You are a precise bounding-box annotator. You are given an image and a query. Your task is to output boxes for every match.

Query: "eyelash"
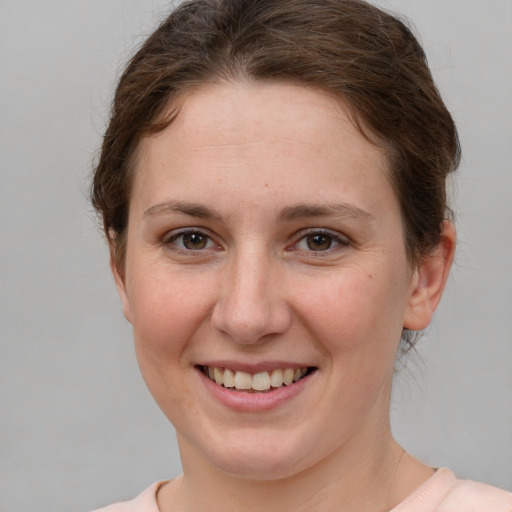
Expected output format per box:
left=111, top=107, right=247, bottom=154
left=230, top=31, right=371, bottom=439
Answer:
left=289, top=229, right=350, bottom=254
left=163, top=227, right=349, bottom=256
left=162, top=228, right=221, bottom=254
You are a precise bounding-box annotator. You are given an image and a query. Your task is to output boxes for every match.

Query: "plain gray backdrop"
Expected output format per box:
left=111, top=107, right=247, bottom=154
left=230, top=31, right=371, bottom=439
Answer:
left=1, top=0, right=511, bottom=510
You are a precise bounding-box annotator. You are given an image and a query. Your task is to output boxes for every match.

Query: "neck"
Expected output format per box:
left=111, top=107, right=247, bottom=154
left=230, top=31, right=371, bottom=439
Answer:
left=158, top=426, right=426, bottom=512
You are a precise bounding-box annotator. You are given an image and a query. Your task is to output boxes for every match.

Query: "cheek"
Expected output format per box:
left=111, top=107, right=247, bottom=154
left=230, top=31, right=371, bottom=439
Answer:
left=296, top=268, right=407, bottom=357
left=127, top=264, right=215, bottom=362
left=127, top=269, right=216, bottom=415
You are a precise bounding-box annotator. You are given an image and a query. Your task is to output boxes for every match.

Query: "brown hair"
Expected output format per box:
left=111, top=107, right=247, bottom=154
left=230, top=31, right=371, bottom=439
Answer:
left=91, top=0, right=460, bottom=349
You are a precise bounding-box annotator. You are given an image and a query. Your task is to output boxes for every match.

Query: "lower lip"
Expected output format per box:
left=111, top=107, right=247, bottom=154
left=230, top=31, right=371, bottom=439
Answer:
left=197, top=369, right=314, bottom=412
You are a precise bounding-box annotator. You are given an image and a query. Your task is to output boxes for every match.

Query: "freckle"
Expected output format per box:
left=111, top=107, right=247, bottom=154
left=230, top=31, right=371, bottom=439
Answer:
left=367, top=274, right=372, bottom=279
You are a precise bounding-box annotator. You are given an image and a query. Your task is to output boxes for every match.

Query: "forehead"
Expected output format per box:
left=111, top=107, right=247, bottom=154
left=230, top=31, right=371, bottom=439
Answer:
left=150, top=81, right=380, bottom=159
left=132, top=80, right=395, bottom=217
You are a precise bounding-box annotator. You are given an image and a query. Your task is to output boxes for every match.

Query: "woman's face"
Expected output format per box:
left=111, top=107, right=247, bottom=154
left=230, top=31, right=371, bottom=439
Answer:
left=115, top=81, right=423, bottom=479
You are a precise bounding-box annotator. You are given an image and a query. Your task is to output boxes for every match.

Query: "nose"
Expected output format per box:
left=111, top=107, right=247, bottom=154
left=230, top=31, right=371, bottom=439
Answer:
left=211, top=248, right=292, bottom=344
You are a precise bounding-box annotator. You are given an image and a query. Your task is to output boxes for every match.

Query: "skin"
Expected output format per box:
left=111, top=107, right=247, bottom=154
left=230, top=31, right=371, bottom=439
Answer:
left=113, top=80, right=455, bottom=512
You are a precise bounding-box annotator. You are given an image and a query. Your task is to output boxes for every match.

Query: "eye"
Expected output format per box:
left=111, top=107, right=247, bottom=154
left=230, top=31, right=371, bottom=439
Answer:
left=165, top=229, right=218, bottom=252
left=293, top=230, right=348, bottom=252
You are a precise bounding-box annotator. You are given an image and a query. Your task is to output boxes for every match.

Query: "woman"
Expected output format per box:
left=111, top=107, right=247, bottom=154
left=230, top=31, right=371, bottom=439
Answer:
left=91, top=0, right=511, bottom=510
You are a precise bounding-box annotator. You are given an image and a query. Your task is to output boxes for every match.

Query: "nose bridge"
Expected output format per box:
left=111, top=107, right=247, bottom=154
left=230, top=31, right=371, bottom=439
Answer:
left=212, top=243, right=290, bottom=343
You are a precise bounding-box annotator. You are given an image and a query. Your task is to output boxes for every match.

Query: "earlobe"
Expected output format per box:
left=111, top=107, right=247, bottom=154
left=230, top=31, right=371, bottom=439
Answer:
left=110, top=249, right=133, bottom=324
left=403, top=221, right=456, bottom=331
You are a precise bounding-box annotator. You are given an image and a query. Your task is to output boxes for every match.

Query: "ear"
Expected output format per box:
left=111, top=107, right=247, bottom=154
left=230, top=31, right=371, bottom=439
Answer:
left=403, top=220, right=456, bottom=331
left=110, top=247, right=133, bottom=324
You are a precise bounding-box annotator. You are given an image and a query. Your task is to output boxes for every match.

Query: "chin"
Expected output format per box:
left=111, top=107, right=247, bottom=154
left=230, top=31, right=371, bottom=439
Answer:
left=217, top=454, right=304, bottom=481
left=198, top=430, right=314, bottom=481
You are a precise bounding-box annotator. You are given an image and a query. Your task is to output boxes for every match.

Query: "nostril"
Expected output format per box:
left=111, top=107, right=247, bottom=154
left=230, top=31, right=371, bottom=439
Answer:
left=212, top=305, right=289, bottom=345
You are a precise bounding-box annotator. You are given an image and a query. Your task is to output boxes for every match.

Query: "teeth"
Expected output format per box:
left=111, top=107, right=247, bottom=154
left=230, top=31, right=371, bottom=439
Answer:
left=223, top=368, right=235, bottom=388
left=252, top=371, right=271, bottom=391
left=214, top=367, right=223, bottom=385
left=283, top=368, right=294, bottom=386
left=204, top=366, right=310, bottom=392
left=234, top=371, right=252, bottom=390
left=270, top=369, right=283, bottom=387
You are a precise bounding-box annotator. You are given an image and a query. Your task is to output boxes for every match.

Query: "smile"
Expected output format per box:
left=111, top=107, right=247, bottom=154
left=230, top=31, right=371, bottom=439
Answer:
left=200, top=365, right=315, bottom=393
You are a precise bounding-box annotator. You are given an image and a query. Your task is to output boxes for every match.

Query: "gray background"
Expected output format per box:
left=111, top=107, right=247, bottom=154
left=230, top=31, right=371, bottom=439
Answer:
left=0, top=0, right=511, bottom=510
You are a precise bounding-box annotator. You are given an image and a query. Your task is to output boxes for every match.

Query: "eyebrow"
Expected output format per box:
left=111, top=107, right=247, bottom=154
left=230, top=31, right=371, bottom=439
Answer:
left=277, top=203, right=374, bottom=223
left=143, top=200, right=222, bottom=220
left=143, top=200, right=374, bottom=223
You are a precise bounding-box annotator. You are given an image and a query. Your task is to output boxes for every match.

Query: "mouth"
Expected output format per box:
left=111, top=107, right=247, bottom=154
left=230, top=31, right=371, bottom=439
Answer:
left=198, top=365, right=316, bottom=393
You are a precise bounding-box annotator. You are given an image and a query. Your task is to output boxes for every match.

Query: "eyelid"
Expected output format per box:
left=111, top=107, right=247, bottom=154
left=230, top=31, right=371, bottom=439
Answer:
left=162, top=227, right=222, bottom=253
left=289, top=228, right=350, bottom=252
left=162, top=226, right=207, bottom=243
left=161, top=226, right=349, bottom=255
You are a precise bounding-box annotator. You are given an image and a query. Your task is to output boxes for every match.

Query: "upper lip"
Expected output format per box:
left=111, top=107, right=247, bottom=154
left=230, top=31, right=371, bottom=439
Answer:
left=196, top=361, right=316, bottom=373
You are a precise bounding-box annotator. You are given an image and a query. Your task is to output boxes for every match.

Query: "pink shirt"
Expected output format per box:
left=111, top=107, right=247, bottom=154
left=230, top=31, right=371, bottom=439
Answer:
left=94, top=468, right=512, bottom=511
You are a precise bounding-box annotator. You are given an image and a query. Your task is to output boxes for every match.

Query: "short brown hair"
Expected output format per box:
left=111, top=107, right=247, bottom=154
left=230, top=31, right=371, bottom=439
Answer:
left=91, top=0, right=460, bottom=348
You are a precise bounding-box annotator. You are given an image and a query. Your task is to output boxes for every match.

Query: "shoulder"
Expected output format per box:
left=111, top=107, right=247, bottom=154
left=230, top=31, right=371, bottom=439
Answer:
left=437, top=477, right=512, bottom=512
left=92, top=481, right=167, bottom=512
left=392, top=468, right=512, bottom=512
